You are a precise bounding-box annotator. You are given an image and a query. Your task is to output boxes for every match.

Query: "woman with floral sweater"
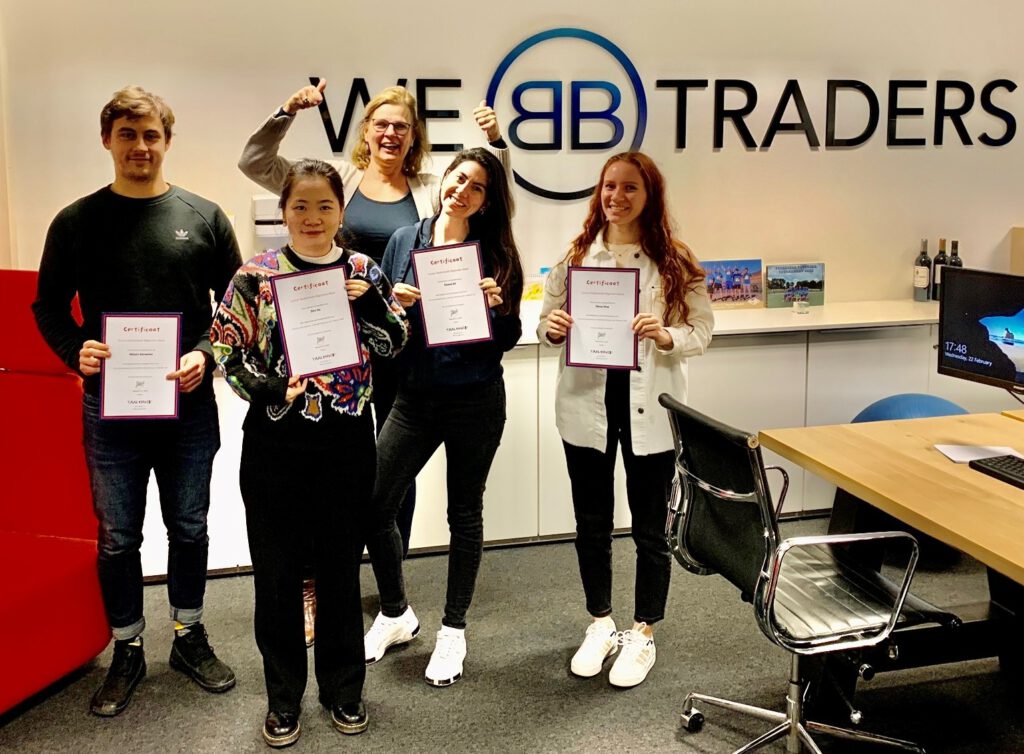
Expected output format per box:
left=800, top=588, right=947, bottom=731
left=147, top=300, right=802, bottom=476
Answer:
left=211, top=159, right=407, bottom=746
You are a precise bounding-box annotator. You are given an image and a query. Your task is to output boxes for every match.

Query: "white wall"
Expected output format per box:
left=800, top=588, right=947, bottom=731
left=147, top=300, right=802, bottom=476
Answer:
left=2, top=1, right=1022, bottom=292
left=0, top=8, right=12, bottom=268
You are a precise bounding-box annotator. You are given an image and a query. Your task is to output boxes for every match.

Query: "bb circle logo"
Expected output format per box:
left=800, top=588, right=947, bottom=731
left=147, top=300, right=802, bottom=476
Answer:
left=486, top=28, right=648, bottom=201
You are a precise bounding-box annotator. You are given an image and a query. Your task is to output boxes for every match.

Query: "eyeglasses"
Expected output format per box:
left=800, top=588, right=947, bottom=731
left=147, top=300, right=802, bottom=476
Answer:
left=369, top=119, right=412, bottom=135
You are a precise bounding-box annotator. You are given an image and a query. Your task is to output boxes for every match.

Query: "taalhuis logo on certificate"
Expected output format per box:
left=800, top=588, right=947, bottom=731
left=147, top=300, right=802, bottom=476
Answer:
left=308, top=26, right=1018, bottom=201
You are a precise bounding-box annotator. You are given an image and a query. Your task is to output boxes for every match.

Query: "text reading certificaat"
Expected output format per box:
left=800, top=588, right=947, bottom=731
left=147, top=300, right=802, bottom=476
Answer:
left=101, top=313, right=181, bottom=419
left=270, top=267, right=361, bottom=378
left=411, top=242, right=493, bottom=347
left=566, top=266, right=640, bottom=370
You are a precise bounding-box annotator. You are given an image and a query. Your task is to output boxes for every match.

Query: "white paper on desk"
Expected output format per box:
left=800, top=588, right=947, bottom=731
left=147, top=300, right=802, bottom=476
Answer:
left=934, top=444, right=1024, bottom=463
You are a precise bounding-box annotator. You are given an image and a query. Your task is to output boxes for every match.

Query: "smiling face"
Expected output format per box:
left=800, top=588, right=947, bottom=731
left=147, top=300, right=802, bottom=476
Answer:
left=439, top=159, right=489, bottom=220
left=363, top=102, right=415, bottom=172
left=102, top=114, right=169, bottom=186
left=283, top=176, right=343, bottom=256
left=600, top=160, right=648, bottom=230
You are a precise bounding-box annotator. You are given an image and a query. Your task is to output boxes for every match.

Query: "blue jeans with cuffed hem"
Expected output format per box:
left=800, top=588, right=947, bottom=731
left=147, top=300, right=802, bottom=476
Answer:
left=82, top=393, right=219, bottom=638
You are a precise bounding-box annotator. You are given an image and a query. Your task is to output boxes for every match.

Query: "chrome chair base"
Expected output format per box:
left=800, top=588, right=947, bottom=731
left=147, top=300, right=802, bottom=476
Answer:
left=679, top=658, right=924, bottom=754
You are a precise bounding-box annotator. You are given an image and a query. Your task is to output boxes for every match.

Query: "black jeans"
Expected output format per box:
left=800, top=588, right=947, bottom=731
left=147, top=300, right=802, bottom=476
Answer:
left=367, top=380, right=506, bottom=629
left=371, top=354, right=415, bottom=558
left=239, top=414, right=373, bottom=713
left=82, top=393, right=219, bottom=639
left=562, top=369, right=673, bottom=624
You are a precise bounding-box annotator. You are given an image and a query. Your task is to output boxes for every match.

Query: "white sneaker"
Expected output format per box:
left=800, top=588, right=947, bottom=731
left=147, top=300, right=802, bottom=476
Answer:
left=570, top=619, right=618, bottom=677
left=424, top=626, right=466, bottom=687
left=608, top=624, right=656, bottom=688
left=364, top=606, right=419, bottom=664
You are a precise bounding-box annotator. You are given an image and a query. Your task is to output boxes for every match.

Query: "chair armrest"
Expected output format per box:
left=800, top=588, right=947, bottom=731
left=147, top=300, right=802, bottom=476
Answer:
left=755, top=531, right=920, bottom=656
left=763, top=465, right=789, bottom=520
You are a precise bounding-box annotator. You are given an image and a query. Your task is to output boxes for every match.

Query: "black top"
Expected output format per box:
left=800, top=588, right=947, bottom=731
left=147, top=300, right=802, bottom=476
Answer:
left=381, top=217, right=523, bottom=392
left=32, top=185, right=242, bottom=401
left=341, top=189, right=419, bottom=265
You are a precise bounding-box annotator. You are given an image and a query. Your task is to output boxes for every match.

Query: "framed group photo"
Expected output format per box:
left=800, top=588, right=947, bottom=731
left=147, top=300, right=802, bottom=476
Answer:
left=765, top=262, right=826, bottom=308
left=701, top=259, right=764, bottom=309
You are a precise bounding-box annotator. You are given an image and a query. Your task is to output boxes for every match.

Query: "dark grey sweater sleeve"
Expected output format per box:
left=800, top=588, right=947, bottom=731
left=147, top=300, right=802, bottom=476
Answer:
left=32, top=208, right=84, bottom=373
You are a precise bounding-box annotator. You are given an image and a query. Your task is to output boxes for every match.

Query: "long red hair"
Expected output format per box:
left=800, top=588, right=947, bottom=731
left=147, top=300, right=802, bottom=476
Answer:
left=566, top=152, right=705, bottom=326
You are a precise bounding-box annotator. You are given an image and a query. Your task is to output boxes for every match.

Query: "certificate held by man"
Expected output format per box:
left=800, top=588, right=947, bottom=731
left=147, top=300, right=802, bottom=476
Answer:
left=101, top=313, right=181, bottom=419
left=411, top=242, right=494, bottom=347
left=566, top=266, right=640, bottom=370
left=270, top=267, right=361, bottom=378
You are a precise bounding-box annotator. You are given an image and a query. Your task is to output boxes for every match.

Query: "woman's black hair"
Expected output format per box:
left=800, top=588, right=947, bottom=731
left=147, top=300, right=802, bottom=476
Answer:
left=440, top=148, right=523, bottom=316
left=279, top=158, right=345, bottom=210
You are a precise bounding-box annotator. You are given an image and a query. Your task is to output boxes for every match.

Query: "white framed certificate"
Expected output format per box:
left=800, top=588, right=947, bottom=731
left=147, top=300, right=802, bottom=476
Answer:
left=565, top=266, right=640, bottom=370
left=410, top=242, right=493, bottom=347
left=100, top=313, right=181, bottom=419
left=270, top=266, right=362, bottom=378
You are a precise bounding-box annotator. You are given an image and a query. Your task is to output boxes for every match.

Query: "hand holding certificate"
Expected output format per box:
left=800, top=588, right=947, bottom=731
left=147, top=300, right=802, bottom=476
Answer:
left=566, top=266, right=640, bottom=370
left=271, top=267, right=362, bottom=378
left=101, top=314, right=181, bottom=419
left=411, top=242, right=493, bottom=347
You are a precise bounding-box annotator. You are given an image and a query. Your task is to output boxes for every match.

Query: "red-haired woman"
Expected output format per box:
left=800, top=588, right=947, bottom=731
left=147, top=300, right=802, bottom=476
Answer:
left=538, top=152, right=713, bottom=688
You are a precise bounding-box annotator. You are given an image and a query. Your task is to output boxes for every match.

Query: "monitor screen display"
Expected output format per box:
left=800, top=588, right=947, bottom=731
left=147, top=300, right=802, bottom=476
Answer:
left=938, top=267, right=1024, bottom=391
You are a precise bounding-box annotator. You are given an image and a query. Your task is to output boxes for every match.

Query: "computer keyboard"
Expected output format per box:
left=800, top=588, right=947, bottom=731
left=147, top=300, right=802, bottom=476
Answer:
left=968, top=454, right=1024, bottom=491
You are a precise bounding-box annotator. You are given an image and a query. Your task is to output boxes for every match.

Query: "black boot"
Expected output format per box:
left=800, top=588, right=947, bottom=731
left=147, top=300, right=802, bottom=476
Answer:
left=330, top=700, right=368, bottom=735
left=169, top=623, right=236, bottom=692
left=90, top=637, right=146, bottom=716
left=262, top=710, right=301, bottom=748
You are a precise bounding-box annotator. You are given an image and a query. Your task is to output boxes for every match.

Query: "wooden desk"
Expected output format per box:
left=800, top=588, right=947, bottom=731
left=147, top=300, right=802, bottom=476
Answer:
left=761, top=412, right=1024, bottom=681
left=759, top=413, right=1024, bottom=585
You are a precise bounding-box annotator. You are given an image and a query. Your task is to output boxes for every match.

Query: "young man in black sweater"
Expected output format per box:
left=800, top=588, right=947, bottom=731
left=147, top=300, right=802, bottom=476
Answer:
left=32, top=85, right=242, bottom=717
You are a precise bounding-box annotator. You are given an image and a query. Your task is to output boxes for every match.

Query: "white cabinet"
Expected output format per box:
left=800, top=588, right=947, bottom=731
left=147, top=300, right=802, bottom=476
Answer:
left=806, top=325, right=934, bottom=426
left=482, top=346, right=539, bottom=542
left=803, top=325, right=933, bottom=510
left=687, top=332, right=809, bottom=513
left=139, top=309, right=968, bottom=576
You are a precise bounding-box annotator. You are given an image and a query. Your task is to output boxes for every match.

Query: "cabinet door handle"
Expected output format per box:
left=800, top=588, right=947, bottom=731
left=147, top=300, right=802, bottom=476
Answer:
left=813, top=325, right=930, bottom=335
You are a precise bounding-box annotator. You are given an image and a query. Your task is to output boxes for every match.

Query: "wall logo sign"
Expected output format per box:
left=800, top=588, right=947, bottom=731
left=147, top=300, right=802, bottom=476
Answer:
left=485, top=28, right=648, bottom=200
left=312, top=26, right=1018, bottom=203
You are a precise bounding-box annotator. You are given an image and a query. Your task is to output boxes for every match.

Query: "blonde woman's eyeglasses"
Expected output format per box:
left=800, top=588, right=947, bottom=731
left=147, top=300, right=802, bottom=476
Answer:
left=370, top=119, right=412, bottom=135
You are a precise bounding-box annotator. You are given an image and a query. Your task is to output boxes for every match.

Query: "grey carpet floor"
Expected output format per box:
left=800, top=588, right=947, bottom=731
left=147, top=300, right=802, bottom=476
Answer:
left=0, top=519, right=1019, bottom=753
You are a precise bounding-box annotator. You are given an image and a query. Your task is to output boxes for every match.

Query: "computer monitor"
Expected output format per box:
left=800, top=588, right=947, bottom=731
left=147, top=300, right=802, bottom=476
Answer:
left=938, top=267, right=1024, bottom=393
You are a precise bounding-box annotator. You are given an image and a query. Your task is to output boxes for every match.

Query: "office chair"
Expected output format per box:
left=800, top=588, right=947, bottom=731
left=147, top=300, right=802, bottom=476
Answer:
left=659, top=393, right=927, bottom=754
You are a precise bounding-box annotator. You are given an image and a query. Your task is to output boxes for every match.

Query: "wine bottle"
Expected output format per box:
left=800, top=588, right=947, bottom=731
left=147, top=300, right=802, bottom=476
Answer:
left=949, top=240, right=963, bottom=269
left=913, top=238, right=931, bottom=302
left=931, top=238, right=948, bottom=300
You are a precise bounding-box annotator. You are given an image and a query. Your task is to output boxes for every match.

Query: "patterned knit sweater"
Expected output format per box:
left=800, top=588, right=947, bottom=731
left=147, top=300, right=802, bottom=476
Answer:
left=211, top=245, right=408, bottom=436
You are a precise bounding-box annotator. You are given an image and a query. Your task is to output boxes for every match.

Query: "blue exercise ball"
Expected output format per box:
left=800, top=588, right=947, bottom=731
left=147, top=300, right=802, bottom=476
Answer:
left=851, top=393, right=968, bottom=424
